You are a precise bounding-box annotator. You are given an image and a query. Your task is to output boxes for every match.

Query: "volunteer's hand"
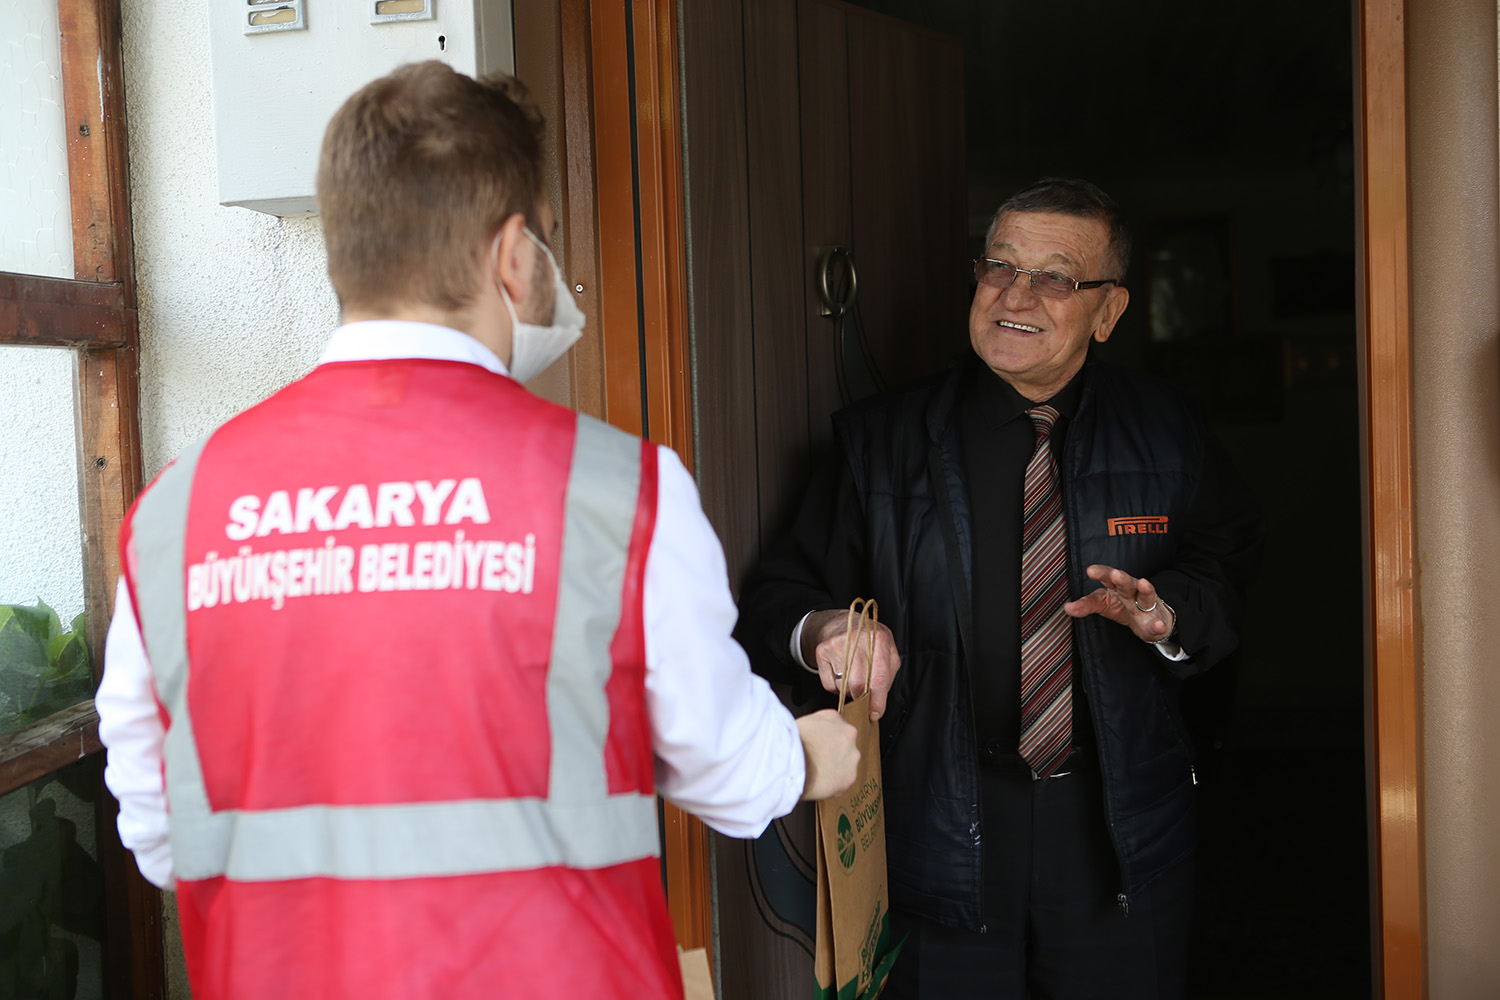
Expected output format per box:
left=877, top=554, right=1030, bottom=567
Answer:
left=1062, top=564, right=1176, bottom=644
left=796, top=709, right=861, bottom=801
left=801, top=609, right=902, bottom=721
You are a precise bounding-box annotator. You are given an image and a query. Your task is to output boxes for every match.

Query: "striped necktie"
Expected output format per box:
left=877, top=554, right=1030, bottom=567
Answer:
left=1018, top=404, right=1074, bottom=778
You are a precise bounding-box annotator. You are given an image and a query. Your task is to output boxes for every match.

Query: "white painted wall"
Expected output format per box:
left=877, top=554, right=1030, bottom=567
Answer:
left=0, top=348, right=85, bottom=622
left=118, top=5, right=347, bottom=994
left=6, top=1, right=561, bottom=989
left=0, top=0, right=73, bottom=278
left=123, top=0, right=339, bottom=479
left=0, top=0, right=84, bottom=623
left=120, top=0, right=555, bottom=481
left=3, top=0, right=560, bottom=628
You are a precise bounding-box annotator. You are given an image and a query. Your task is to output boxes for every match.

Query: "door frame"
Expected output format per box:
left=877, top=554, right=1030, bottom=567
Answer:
left=549, top=0, right=712, bottom=963
left=576, top=0, right=1425, bottom=992
left=1355, top=0, right=1423, bottom=995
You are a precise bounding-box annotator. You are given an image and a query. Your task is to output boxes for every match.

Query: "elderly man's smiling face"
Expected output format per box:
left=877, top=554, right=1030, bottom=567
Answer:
left=968, top=211, right=1130, bottom=401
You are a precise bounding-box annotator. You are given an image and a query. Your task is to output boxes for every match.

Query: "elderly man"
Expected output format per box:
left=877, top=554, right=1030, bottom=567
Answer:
left=738, top=178, right=1262, bottom=999
left=95, top=62, right=859, bottom=1000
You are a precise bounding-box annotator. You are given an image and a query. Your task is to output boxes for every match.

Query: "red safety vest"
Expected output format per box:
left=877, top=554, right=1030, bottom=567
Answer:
left=121, top=357, right=681, bottom=999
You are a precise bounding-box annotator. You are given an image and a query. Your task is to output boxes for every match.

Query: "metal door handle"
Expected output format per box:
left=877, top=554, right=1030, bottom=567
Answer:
left=817, top=246, right=858, bottom=319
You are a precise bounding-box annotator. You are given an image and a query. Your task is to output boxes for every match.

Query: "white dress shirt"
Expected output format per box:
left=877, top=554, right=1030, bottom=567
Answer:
left=95, top=321, right=805, bottom=889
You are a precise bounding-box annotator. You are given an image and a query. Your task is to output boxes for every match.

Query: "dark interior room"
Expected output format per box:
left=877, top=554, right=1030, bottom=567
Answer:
left=839, top=2, right=1368, bottom=995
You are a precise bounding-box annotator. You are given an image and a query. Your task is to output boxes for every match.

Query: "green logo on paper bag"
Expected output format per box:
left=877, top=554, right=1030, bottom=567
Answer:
left=837, top=813, right=856, bottom=869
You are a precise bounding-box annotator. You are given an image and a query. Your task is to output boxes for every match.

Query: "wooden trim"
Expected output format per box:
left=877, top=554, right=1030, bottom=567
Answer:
left=56, top=2, right=162, bottom=997
left=559, top=0, right=607, bottom=421
left=584, top=0, right=709, bottom=959
left=0, top=703, right=102, bottom=798
left=580, top=0, right=695, bottom=452
left=632, top=0, right=694, bottom=469
left=59, top=0, right=130, bottom=287
left=628, top=0, right=708, bottom=958
left=75, top=344, right=145, bottom=672
left=59, top=0, right=145, bottom=675
left=661, top=803, right=714, bottom=954
left=589, top=2, right=646, bottom=438
left=1356, top=0, right=1424, bottom=996
left=0, top=273, right=128, bottom=348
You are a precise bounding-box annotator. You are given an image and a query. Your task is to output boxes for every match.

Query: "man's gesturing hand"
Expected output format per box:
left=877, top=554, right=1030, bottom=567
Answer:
left=801, top=609, right=902, bottom=721
left=796, top=709, right=861, bottom=801
left=1062, top=564, right=1176, bottom=644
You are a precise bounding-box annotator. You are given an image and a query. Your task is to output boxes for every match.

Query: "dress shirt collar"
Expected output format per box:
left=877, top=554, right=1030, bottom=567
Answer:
left=318, top=320, right=511, bottom=378
left=966, top=356, right=1086, bottom=432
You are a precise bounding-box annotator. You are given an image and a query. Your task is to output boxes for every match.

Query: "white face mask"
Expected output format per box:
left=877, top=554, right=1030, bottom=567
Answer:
left=494, top=228, right=585, bottom=383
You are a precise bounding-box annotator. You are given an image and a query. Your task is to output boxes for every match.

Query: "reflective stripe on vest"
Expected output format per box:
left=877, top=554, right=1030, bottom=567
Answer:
left=131, top=415, right=657, bottom=882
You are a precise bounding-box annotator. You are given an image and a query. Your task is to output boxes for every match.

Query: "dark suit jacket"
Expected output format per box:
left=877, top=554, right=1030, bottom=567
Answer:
left=737, top=356, right=1263, bottom=930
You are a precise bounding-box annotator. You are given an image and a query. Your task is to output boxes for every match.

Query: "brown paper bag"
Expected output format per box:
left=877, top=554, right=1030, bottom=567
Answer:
left=813, top=599, right=904, bottom=999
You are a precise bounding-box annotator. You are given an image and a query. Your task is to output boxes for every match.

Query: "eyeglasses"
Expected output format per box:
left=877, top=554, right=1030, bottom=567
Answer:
left=972, top=258, right=1120, bottom=299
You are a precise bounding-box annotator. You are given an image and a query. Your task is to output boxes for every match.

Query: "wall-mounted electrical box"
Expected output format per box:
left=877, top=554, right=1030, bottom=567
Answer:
left=208, top=0, right=514, bottom=216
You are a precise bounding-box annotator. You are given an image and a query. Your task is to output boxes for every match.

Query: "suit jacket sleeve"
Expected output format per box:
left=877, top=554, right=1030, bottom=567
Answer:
left=1149, top=429, right=1265, bottom=677
left=735, top=442, right=869, bottom=702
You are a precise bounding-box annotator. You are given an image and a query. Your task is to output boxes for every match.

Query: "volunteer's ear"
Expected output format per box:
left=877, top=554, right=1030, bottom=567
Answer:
left=492, top=213, right=537, bottom=306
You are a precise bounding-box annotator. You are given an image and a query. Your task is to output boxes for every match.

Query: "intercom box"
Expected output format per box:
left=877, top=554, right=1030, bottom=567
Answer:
left=208, top=1, right=515, bottom=216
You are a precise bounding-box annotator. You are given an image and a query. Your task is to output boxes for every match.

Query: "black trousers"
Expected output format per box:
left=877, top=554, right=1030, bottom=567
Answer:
left=884, top=750, right=1194, bottom=1000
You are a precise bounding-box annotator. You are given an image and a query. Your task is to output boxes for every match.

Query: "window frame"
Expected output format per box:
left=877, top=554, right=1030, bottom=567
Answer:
left=0, top=0, right=162, bottom=995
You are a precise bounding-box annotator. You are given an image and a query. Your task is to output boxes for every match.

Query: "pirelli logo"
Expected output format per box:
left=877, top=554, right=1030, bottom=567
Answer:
left=1107, top=515, right=1169, bottom=536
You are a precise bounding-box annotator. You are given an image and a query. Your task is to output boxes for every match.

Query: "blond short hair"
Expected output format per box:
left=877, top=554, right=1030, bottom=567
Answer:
left=317, top=61, right=545, bottom=313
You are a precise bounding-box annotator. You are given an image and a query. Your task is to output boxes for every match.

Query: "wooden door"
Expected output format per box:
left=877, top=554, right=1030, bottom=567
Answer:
left=676, top=1, right=1429, bottom=995
left=681, top=2, right=964, bottom=995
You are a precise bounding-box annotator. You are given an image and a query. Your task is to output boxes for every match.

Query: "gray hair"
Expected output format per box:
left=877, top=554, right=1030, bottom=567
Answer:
left=986, top=177, right=1132, bottom=282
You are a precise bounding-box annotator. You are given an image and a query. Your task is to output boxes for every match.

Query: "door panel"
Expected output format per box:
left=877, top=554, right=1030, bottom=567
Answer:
left=845, top=11, right=968, bottom=382
left=747, top=0, right=814, bottom=553
left=682, top=2, right=965, bottom=996
left=798, top=0, right=855, bottom=465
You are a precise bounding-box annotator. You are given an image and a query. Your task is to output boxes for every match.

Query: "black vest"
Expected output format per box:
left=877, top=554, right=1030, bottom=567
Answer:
left=835, top=358, right=1215, bottom=930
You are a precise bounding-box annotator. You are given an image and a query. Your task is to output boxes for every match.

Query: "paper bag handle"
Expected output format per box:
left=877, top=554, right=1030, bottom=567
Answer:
left=837, top=598, right=879, bottom=713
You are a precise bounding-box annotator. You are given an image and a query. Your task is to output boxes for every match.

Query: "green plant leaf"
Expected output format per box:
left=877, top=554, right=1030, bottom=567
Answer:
left=0, top=865, right=28, bottom=936
left=45, top=632, right=91, bottom=685
left=0, top=604, right=50, bottom=656
left=37, top=599, right=62, bottom=644
left=0, top=666, right=42, bottom=730
left=0, top=800, right=59, bottom=906
left=44, top=635, right=69, bottom=677
left=0, top=774, right=99, bottom=995
left=46, top=934, right=81, bottom=996
left=23, top=688, right=93, bottom=728
left=55, top=836, right=105, bottom=942
left=0, top=607, right=91, bottom=733
left=0, top=613, right=48, bottom=729
left=0, top=617, right=47, bottom=675
left=15, top=913, right=50, bottom=977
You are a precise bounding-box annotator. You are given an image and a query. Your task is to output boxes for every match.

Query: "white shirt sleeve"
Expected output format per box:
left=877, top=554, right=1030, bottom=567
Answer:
left=95, top=577, right=177, bottom=889
left=1154, top=640, right=1188, bottom=661
left=95, top=449, right=803, bottom=869
left=790, top=612, right=813, bottom=668
left=644, top=447, right=805, bottom=839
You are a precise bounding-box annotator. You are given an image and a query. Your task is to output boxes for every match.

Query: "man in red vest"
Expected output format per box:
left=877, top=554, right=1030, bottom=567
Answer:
left=95, top=61, right=858, bottom=999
